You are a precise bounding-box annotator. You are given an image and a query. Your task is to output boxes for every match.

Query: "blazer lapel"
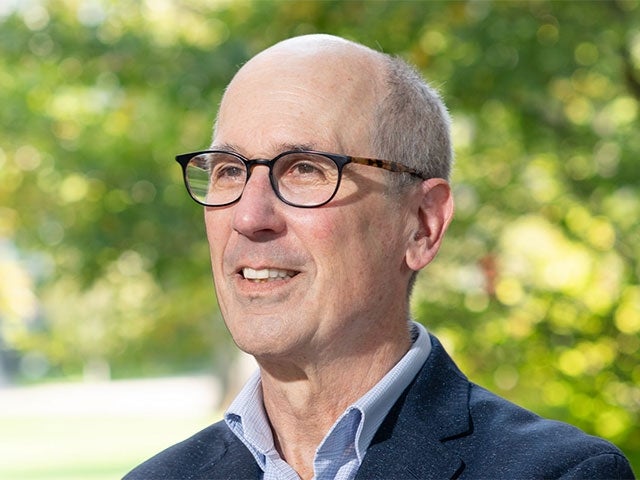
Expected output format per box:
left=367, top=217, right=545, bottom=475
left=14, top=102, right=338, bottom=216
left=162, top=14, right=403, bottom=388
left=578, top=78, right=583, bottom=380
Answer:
left=356, top=335, right=471, bottom=480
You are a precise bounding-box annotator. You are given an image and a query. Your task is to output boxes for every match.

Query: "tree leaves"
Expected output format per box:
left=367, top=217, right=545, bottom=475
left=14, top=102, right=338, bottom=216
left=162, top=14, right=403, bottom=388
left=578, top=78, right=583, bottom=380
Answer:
left=1, top=0, right=638, bottom=468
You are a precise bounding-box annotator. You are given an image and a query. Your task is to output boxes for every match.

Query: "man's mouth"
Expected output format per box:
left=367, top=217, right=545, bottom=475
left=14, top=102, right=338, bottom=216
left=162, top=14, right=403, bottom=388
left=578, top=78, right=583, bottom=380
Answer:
left=241, top=267, right=297, bottom=283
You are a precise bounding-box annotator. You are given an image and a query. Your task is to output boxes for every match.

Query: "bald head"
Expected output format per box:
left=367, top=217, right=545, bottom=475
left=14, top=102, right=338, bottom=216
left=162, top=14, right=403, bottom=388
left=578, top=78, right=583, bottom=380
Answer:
left=243, top=34, right=384, bottom=74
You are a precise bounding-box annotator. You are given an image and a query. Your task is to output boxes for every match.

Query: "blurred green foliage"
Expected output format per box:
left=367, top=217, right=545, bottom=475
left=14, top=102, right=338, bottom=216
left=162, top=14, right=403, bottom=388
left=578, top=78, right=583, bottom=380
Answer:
left=0, top=0, right=638, bottom=472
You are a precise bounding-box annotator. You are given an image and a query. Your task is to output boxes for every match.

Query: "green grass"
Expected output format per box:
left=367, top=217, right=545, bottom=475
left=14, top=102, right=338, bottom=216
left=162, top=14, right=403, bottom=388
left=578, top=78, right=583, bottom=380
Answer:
left=0, top=378, right=223, bottom=480
left=0, top=415, right=219, bottom=479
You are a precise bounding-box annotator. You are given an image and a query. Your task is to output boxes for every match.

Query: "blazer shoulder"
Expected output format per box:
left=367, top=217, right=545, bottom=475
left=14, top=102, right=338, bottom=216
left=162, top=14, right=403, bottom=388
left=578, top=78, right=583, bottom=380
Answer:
left=122, top=420, right=257, bottom=480
left=368, top=335, right=635, bottom=479
left=463, top=383, right=635, bottom=479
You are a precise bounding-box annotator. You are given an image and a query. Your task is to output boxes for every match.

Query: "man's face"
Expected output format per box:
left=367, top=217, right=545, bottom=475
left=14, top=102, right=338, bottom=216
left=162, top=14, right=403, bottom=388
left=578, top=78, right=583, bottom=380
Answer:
left=205, top=47, right=416, bottom=364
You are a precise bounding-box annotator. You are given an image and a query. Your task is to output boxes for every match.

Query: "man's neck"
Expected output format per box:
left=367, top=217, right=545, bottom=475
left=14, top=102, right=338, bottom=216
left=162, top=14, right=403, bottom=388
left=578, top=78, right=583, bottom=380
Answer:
left=256, top=330, right=412, bottom=480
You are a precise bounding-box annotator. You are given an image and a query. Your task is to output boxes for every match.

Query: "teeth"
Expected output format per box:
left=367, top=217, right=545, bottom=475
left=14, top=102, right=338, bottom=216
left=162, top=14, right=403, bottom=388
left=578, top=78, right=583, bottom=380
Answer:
left=242, top=268, right=294, bottom=282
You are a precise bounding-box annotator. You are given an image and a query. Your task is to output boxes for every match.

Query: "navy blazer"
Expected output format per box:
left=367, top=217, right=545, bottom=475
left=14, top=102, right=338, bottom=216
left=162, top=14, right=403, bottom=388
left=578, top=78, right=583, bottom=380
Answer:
left=124, top=335, right=635, bottom=479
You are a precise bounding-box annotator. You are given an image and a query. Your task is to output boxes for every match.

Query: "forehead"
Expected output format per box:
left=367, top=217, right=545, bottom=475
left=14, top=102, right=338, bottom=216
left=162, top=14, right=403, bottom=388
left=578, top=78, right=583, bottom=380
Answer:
left=214, top=45, right=382, bottom=157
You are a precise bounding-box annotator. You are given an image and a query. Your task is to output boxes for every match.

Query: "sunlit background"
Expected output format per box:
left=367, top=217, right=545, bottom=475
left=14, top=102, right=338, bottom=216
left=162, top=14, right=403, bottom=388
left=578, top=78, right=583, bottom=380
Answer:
left=1, top=0, right=639, bottom=478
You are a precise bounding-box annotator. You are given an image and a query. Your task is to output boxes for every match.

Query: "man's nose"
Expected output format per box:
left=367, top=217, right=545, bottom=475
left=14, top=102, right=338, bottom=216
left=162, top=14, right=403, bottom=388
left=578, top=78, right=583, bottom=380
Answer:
left=231, top=166, right=286, bottom=239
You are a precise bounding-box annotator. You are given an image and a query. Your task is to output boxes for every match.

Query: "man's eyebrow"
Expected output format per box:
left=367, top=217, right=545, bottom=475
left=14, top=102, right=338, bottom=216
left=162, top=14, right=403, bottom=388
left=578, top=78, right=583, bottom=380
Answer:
left=279, top=142, right=317, bottom=152
left=210, top=142, right=241, bottom=153
left=208, top=142, right=319, bottom=156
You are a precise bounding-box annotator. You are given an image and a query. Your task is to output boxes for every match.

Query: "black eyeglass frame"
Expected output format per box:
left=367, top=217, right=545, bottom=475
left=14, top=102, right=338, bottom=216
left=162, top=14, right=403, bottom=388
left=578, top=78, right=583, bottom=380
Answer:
left=175, top=149, right=426, bottom=208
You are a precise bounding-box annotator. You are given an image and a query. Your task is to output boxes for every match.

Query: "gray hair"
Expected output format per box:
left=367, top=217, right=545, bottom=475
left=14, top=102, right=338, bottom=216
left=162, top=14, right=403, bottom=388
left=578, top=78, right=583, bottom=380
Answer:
left=372, top=55, right=453, bottom=295
left=372, top=55, right=453, bottom=189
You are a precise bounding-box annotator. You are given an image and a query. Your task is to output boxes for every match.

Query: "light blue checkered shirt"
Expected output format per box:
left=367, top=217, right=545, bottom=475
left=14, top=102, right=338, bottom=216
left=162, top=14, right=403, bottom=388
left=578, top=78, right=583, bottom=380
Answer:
left=224, top=321, right=431, bottom=480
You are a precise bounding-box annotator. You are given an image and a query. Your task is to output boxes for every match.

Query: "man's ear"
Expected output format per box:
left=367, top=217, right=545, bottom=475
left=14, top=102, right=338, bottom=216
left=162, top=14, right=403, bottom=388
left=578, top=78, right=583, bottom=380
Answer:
left=405, top=178, right=454, bottom=271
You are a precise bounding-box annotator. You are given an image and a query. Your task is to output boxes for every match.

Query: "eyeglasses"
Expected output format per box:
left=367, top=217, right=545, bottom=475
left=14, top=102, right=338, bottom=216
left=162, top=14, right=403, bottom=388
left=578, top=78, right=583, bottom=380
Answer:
left=175, top=149, right=426, bottom=208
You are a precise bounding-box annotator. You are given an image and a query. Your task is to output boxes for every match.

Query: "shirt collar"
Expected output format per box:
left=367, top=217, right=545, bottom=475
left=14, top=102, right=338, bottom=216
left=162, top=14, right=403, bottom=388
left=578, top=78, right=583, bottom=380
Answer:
left=349, top=321, right=431, bottom=462
left=224, top=370, right=271, bottom=469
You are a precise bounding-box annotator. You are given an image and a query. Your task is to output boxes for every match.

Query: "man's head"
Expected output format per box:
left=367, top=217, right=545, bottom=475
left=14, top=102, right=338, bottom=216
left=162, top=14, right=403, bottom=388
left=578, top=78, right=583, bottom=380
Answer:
left=203, top=34, right=453, bottom=365
left=213, top=35, right=453, bottom=184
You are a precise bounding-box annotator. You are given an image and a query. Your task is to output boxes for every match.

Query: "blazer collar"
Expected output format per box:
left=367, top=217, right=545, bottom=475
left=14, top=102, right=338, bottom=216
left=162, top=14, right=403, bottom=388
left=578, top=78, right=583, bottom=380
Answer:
left=356, top=334, right=472, bottom=480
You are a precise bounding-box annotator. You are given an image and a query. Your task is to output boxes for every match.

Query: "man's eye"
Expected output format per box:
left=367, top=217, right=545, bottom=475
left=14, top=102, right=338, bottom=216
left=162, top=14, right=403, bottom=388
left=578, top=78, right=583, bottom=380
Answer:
left=213, top=163, right=245, bottom=182
left=276, top=153, right=336, bottom=186
left=290, top=161, right=322, bottom=176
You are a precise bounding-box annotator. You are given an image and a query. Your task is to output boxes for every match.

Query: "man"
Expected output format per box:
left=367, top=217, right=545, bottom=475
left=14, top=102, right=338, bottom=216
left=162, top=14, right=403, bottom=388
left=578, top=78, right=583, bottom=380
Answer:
left=125, top=34, right=634, bottom=479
